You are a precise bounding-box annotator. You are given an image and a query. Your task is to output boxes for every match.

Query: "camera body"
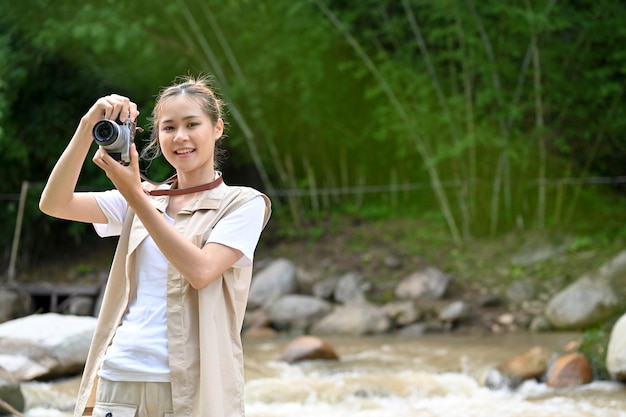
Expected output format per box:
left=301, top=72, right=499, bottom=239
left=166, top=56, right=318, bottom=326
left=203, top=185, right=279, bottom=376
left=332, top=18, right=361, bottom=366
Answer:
left=92, top=118, right=136, bottom=164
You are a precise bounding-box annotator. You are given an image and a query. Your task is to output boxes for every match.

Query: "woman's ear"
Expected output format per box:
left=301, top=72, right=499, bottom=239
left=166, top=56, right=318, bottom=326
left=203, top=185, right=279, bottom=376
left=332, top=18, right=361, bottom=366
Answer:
left=215, top=118, right=224, bottom=139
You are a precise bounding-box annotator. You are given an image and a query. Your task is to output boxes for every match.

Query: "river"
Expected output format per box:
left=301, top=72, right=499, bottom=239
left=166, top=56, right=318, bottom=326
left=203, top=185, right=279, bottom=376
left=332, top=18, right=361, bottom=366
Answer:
left=19, top=332, right=626, bottom=416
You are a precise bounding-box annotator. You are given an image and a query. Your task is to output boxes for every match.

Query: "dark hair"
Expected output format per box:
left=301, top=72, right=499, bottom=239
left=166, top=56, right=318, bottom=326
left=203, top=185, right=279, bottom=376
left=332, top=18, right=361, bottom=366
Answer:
left=141, top=74, right=227, bottom=168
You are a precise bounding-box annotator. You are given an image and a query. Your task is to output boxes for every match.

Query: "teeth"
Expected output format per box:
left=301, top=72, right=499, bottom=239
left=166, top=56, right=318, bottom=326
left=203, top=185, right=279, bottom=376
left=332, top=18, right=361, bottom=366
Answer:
left=175, top=149, right=194, bottom=154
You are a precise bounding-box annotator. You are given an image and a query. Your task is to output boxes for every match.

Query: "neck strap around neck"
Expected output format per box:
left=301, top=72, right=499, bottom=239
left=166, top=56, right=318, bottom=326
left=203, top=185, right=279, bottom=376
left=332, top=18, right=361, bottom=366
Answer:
left=141, top=173, right=223, bottom=196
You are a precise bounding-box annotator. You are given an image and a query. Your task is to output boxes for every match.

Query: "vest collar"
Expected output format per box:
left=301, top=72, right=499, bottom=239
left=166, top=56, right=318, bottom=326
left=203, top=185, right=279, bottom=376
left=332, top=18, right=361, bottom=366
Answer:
left=149, top=183, right=226, bottom=215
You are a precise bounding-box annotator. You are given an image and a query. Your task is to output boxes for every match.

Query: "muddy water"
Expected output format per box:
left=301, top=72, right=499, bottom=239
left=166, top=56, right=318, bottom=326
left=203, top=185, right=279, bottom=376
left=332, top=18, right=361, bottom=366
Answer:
left=19, top=333, right=626, bottom=416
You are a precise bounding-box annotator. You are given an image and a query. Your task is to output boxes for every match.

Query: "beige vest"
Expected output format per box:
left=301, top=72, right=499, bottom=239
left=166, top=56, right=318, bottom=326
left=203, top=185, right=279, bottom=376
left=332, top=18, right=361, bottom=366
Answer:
left=75, top=182, right=271, bottom=416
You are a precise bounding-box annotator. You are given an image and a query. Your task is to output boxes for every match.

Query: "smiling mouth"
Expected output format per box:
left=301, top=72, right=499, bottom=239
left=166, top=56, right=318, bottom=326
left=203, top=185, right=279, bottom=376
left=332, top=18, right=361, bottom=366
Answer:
left=175, top=149, right=195, bottom=155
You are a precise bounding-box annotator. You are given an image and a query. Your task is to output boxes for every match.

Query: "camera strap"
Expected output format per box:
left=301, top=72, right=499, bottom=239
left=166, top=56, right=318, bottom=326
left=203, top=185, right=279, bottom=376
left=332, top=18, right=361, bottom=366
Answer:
left=141, top=173, right=224, bottom=196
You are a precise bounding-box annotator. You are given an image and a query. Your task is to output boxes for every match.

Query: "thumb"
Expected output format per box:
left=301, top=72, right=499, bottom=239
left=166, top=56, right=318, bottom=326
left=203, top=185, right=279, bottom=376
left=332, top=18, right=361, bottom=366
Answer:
left=129, top=143, right=140, bottom=169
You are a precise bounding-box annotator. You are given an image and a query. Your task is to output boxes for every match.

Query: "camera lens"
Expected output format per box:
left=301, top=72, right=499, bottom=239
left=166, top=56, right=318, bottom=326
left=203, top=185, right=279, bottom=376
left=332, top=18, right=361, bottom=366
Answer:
left=93, top=120, right=120, bottom=145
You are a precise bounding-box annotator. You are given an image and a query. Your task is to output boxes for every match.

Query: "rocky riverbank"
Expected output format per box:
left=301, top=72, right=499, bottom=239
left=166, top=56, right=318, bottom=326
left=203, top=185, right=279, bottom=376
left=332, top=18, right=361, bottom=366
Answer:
left=241, top=249, right=626, bottom=374
left=2, top=218, right=626, bottom=414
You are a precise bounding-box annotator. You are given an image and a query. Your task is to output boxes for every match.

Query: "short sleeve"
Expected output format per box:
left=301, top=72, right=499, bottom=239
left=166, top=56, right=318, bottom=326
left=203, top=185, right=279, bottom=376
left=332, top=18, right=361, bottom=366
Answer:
left=91, top=190, right=129, bottom=237
left=206, top=196, right=266, bottom=268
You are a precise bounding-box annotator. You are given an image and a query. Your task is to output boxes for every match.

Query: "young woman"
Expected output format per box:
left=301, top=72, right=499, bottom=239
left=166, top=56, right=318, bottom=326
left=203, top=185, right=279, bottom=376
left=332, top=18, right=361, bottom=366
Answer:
left=39, top=75, right=271, bottom=417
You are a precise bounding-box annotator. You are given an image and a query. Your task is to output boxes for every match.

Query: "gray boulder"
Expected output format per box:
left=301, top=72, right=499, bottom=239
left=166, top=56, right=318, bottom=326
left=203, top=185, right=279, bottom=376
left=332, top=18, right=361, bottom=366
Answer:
left=545, top=277, right=619, bottom=330
left=438, top=300, right=468, bottom=324
left=381, top=301, right=420, bottom=326
left=248, top=258, right=297, bottom=310
left=311, top=302, right=391, bottom=336
left=334, top=272, right=371, bottom=304
left=0, top=313, right=96, bottom=380
left=606, top=312, right=626, bottom=381
left=394, top=267, right=450, bottom=300
left=268, top=295, right=332, bottom=331
left=312, top=277, right=339, bottom=300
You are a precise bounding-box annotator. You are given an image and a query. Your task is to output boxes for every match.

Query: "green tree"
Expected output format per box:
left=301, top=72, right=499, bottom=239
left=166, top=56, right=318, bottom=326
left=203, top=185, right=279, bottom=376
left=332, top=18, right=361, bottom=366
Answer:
left=1, top=0, right=626, bottom=268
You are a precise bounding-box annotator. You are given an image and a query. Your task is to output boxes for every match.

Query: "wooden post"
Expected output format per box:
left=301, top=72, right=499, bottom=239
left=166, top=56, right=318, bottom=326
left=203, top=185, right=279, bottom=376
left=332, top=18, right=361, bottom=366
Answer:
left=8, top=181, right=29, bottom=284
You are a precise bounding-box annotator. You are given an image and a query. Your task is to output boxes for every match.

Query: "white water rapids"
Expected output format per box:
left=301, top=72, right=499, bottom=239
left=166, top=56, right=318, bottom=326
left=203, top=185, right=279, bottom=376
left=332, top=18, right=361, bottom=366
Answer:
left=18, top=332, right=626, bottom=416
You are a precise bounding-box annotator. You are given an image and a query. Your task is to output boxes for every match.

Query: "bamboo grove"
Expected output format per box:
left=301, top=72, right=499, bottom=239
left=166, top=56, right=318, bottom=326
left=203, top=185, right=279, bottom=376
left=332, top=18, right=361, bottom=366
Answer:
left=1, top=0, right=625, bottom=260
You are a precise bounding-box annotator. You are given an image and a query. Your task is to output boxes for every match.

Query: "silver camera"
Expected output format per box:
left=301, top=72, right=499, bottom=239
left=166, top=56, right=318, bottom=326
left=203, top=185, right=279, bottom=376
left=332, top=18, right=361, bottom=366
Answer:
left=92, top=118, right=136, bottom=164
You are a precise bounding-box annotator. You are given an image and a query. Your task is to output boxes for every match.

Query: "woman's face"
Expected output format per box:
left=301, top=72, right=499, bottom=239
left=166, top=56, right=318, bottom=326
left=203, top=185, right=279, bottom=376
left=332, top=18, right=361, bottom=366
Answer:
left=157, top=95, right=223, bottom=178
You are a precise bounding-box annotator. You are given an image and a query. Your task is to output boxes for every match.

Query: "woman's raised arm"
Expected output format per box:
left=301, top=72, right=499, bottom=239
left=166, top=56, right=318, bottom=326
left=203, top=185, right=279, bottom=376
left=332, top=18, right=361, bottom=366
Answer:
left=39, top=94, right=138, bottom=223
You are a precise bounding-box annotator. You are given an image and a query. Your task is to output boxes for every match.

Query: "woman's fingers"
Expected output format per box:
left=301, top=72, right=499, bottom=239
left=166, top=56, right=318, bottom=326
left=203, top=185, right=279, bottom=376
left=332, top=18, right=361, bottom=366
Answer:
left=89, top=94, right=139, bottom=123
left=93, top=144, right=143, bottom=201
left=130, top=103, right=140, bottom=123
left=92, top=148, right=109, bottom=168
left=103, top=94, right=129, bottom=122
left=129, top=143, right=140, bottom=169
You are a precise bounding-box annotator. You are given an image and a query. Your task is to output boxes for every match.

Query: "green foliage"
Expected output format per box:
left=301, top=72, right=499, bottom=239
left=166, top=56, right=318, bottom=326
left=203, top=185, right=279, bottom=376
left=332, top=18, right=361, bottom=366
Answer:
left=579, top=327, right=611, bottom=380
left=1, top=0, right=626, bottom=267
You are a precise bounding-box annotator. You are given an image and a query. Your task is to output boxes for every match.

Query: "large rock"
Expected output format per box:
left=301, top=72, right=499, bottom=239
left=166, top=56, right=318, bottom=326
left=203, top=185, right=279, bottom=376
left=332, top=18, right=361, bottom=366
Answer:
left=381, top=301, right=420, bottom=327
left=0, top=313, right=96, bottom=380
left=310, top=302, right=391, bottom=336
left=606, top=312, right=626, bottom=381
left=394, top=267, right=450, bottom=300
left=311, top=277, right=339, bottom=300
left=546, top=352, right=592, bottom=387
left=333, top=272, right=370, bottom=304
left=496, top=346, right=551, bottom=387
left=248, top=258, right=297, bottom=310
left=276, top=336, right=339, bottom=364
left=438, top=300, right=468, bottom=330
left=545, top=276, right=620, bottom=330
left=268, top=295, right=332, bottom=331
left=438, top=300, right=468, bottom=322
left=478, top=346, right=551, bottom=389
left=294, top=266, right=322, bottom=295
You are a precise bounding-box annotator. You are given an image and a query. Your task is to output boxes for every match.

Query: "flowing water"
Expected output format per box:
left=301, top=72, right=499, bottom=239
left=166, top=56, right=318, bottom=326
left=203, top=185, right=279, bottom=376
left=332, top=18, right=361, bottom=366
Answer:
left=19, top=333, right=626, bottom=416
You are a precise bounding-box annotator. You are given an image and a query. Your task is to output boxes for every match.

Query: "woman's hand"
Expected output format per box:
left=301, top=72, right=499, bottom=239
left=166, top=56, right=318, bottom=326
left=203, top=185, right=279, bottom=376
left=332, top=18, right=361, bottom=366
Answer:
left=39, top=93, right=139, bottom=223
left=90, top=94, right=145, bottom=203
left=93, top=143, right=145, bottom=205
left=83, top=94, right=140, bottom=127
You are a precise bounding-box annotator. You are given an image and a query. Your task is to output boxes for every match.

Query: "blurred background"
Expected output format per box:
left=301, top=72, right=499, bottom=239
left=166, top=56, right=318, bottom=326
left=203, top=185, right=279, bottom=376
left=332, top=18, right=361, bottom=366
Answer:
left=1, top=0, right=626, bottom=278
left=3, top=1, right=626, bottom=416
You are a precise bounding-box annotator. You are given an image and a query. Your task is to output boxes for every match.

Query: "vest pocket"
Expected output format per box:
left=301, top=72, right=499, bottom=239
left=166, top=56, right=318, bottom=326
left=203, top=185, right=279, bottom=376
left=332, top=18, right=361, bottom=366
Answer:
left=92, top=402, right=138, bottom=417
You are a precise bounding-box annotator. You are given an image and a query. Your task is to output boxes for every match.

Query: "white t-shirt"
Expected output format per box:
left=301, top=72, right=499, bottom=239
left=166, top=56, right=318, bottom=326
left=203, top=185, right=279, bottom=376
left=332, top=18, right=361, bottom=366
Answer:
left=91, top=189, right=266, bottom=382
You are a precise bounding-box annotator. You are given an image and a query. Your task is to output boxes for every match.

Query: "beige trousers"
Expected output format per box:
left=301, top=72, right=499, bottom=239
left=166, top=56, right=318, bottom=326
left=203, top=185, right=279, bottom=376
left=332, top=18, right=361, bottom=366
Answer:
left=92, top=377, right=173, bottom=417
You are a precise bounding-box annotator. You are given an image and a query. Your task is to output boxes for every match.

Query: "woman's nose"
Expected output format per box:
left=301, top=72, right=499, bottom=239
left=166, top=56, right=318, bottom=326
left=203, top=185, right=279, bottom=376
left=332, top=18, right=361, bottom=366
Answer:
left=173, top=128, right=189, bottom=142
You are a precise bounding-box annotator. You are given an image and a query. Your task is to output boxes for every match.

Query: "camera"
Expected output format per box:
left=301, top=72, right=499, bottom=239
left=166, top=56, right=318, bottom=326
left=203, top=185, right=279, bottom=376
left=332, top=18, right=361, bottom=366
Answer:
left=92, top=117, right=136, bottom=164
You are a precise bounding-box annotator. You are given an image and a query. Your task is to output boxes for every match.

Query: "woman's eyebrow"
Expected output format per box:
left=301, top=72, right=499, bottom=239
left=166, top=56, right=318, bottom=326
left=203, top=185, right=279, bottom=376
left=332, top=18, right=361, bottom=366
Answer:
left=161, top=115, right=201, bottom=124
